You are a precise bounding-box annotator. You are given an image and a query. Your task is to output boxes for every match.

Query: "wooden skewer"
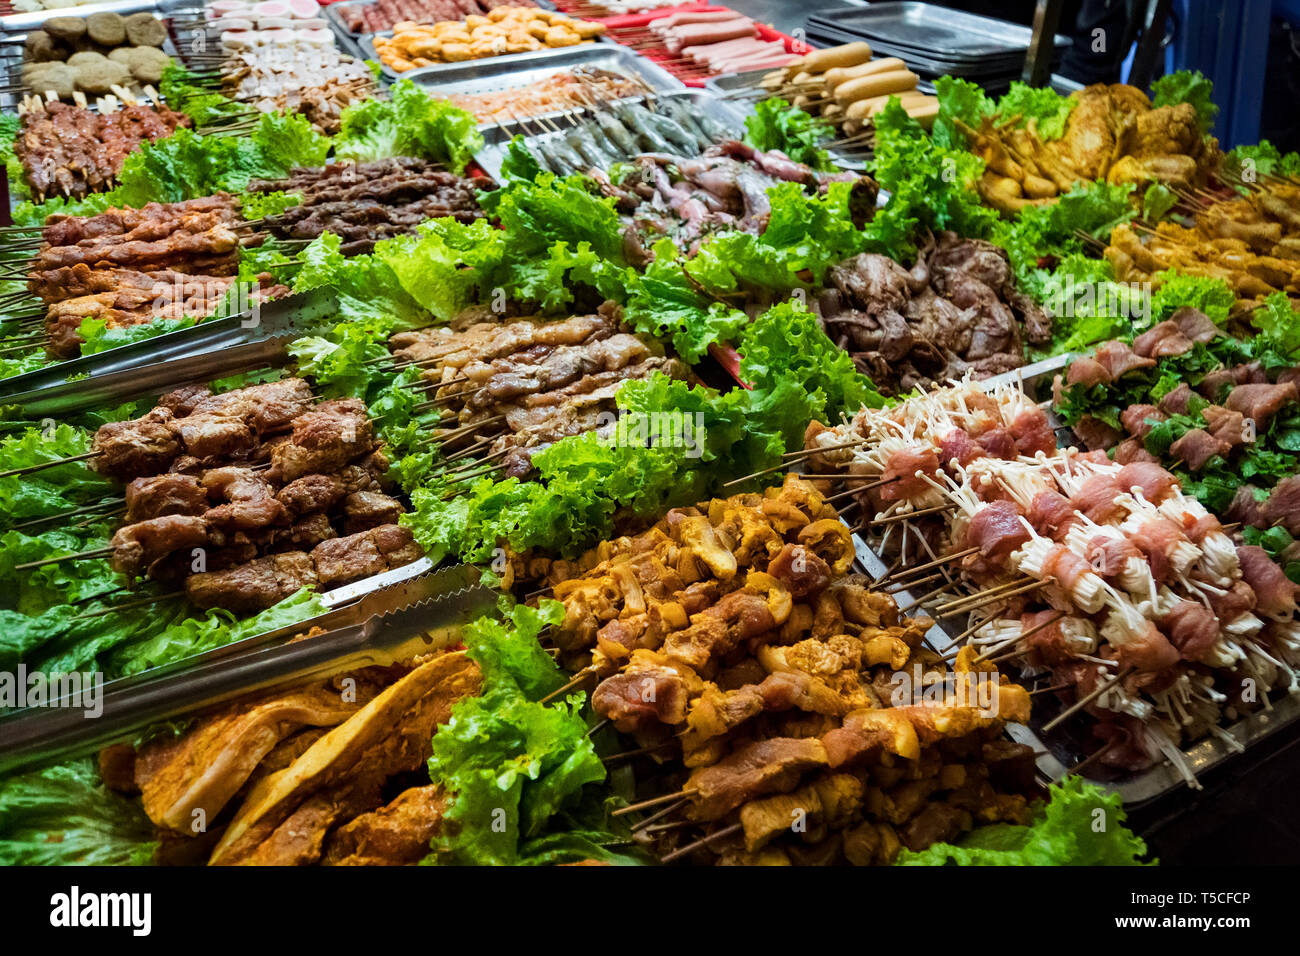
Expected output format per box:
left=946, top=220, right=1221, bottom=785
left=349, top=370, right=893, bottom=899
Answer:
left=585, top=718, right=610, bottom=738
left=1067, top=742, right=1114, bottom=777
left=972, top=611, right=1067, bottom=663
left=612, top=788, right=699, bottom=818
left=73, top=590, right=185, bottom=620
left=855, top=502, right=955, bottom=531
left=15, top=547, right=112, bottom=571
left=936, top=579, right=1041, bottom=618
left=885, top=546, right=979, bottom=584
left=538, top=666, right=598, bottom=705
left=896, top=581, right=956, bottom=615
left=628, top=796, right=690, bottom=833
left=784, top=438, right=864, bottom=458
left=602, top=741, right=676, bottom=764
left=1042, top=667, right=1135, bottom=733
left=660, top=821, right=742, bottom=863
left=0, top=450, right=97, bottom=478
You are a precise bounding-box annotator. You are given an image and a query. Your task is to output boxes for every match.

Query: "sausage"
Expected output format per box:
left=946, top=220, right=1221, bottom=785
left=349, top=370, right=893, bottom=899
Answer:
left=793, top=41, right=872, bottom=73
left=833, top=70, right=918, bottom=106
left=865, top=90, right=932, bottom=116
left=824, top=57, right=907, bottom=90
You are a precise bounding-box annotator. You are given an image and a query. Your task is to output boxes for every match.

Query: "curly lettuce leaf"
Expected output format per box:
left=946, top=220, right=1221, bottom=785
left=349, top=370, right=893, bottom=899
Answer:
left=897, top=777, right=1150, bottom=865
left=743, top=98, right=835, bottom=171
left=426, top=600, right=633, bottom=866
left=334, top=80, right=482, bottom=172
left=1151, top=69, right=1218, bottom=133
left=0, top=759, right=157, bottom=866
left=738, top=301, right=887, bottom=419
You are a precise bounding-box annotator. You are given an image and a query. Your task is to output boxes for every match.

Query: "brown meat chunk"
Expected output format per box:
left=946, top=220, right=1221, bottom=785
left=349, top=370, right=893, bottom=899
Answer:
left=185, top=551, right=317, bottom=612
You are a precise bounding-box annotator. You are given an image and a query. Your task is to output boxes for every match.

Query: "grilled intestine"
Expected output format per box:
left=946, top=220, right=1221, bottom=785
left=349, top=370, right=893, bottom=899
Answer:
left=805, top=376, right=1300, bottom=785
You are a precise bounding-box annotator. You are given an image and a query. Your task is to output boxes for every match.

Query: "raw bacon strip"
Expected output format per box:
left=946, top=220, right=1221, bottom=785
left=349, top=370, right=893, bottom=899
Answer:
left=1236, top=545, right=1300, bottom=620
left=1041, top=544, right=1093, bottom=593
left=1071, top=473, right=1126, bottom=524
left=1160, top=601, right=1220, bottom=662
left=1085, top=534, right=1142, bottom=577
left=1132, top=517, right=1187, bottom=583
left=965, top=501, right=1030, bottom=563
left=1116, top=461, right=1178, bottom=503
left=1028, top=490, right=1077, bottom=540
left=1117, top=621, right=1180, bottom=671
left=939, top=428, right=981, bottom=467
left=1010, top=408, right=1056, bottom=457
left=975, top=427, right=1017, bottom=459
left=878, top=446, right=941, bottom=502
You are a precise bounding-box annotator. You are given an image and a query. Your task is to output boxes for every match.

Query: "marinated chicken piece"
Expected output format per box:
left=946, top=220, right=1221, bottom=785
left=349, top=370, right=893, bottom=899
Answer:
left=272, top=398, right=375, bottom=481
left=343, top=491, right=404, bottom=533
left=322, top=785, right=450, bottom=866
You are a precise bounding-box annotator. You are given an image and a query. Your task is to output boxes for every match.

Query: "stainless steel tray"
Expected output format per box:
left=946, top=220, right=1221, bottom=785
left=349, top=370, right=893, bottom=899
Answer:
left=806, top=2, right=1070, bottom=59
left=834, top=351, right=1300, bottom=806
left=0, top=0, right=162, bottom=33
left=321, top=0, right=368, bottom=59
left=361, top=26, right=605, bottom=83
left=327, top=0, right=555, bottom=39
left=470, top=86, right=745, bottom=180
left=409, top=41, right=681, bottom=129
left=0, top=288, right=340, bottom=413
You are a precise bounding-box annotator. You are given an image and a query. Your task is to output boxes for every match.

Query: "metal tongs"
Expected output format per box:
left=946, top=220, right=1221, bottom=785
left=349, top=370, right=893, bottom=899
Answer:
left=0, top=563, right=498, bottom=775
left=0, top=286, right=339, bottom=414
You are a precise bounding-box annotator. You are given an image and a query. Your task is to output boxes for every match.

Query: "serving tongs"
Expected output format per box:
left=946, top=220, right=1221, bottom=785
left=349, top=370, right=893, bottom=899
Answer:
left=0, top=563, right=498, bottom=775
left=0, top=286, right=339, bottom=414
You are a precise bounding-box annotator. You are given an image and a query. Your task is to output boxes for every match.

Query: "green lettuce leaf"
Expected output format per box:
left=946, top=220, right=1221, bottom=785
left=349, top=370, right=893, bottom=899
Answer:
left=334, top=80, right=482, bottom=172
left=0, top=759, right=157, bottom=865
left=743, top=98, right=835, bottom=170
left=426, top=600, right=633, bottom=866
left=897, top=777, right=1150, bottom=865
left=1151, top=69, right=1218, bottom=133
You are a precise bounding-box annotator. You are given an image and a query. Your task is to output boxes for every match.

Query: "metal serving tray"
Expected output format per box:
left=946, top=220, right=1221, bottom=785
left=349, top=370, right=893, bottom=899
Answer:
left=361, top=24, right=603, bottom=83
left=470, top=86, right=744, bottom=180
left=837, top=352, right=1300, bottom=806
left=321, top=0, right=368, bottom=59
left=327, top=0, right=556, bottom=39
left=0, top=0, right=162, bottom=33
left=806, top=2, right=1070, bottom=60
left=0, top=288, right=340, bottom=414
left=409, top=41, right=681, bottom=128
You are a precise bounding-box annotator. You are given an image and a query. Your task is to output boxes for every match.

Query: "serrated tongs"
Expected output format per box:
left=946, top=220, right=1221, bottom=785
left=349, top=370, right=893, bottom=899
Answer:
left=0, top=564, right=498, bottom=775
